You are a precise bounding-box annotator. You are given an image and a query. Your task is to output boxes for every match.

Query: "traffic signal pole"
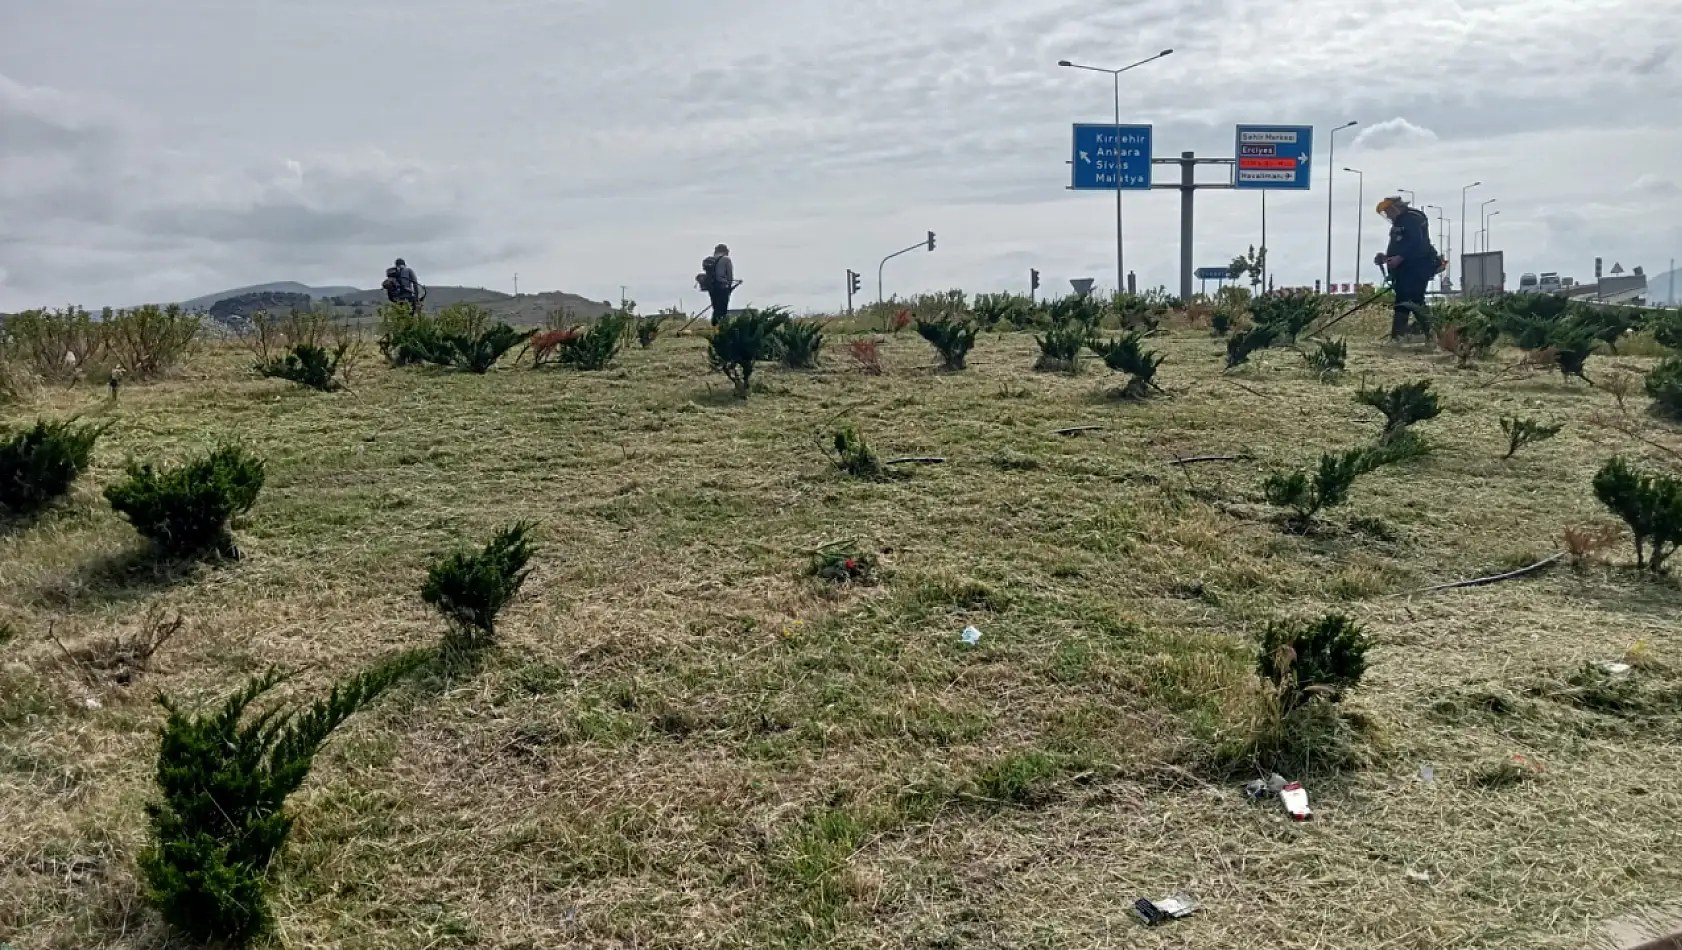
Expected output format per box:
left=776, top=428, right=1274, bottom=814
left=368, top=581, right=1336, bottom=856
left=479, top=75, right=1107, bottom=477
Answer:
left=876, top=232, right=937, bottom=305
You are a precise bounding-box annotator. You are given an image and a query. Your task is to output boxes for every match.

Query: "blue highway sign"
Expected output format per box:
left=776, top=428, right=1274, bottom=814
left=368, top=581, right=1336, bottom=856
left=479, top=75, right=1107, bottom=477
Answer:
left=1071, top=123, right=1152, bottom=191
left=1195, top=267, right=1231, bottom=281
left=1233, top=125, right=1314, bottom=190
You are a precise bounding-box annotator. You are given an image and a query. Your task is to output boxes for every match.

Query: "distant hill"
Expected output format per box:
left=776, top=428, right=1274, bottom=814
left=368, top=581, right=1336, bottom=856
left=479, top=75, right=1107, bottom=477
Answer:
left=179, top=282, right=360, bottom=311
left=160, top=282, right=618, bottom=325
left=1647, top=267, right=1680, bottom=305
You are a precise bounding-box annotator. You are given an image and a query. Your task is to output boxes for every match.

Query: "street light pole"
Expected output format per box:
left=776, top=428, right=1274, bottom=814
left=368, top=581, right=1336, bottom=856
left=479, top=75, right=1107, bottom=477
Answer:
left=1460, top=181, right=1481, bottom=291
left=1059, top=50, right=1175, bottom=296
left=1485, top=211, right=1501, bottom=251
left=1398, top=188, right=1415, bottom=204
left=1480, top=198, right=1497, bottom=254
left=1326, top=120, right=1358, bottom=292
left=1343, top=167, right=1363, bottom=289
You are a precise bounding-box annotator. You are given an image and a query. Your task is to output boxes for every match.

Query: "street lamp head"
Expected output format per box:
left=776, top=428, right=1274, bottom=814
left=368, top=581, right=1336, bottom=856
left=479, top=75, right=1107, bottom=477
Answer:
left=1057, top=59, right=1073, bottom=67
left=1342, top=120, right=1359, bottom=129
left=1159, top=49, right=1174, bottom=56
left=1343, top=167, right=1360, bottom=173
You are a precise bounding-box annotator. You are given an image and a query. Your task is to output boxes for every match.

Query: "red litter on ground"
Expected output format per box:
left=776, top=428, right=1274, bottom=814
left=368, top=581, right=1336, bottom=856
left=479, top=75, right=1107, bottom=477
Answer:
left=1280, top=782, right=1313, bottom=821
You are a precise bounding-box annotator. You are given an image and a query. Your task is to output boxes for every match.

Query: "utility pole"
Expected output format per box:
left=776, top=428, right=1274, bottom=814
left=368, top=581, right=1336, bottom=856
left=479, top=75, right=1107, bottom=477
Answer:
left=1344, top=167, right=1364, bottom=289
left=1459, top=181, right=1481, bottom=294
left=1325, top=121, right=1358, bottom=292
left=513, top=273, right=519, bottom=296
left=1058, top=50, right=1175, bottom=295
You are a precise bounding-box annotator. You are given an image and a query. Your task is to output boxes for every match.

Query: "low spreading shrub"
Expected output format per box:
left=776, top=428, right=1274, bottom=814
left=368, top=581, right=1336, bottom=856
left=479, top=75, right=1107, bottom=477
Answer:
left=1499, top=416, right=1562, bottom=459
left=1355, top=380, right=1442, bottom=440
left=421, top=522, right=538, bottom=649
left=1644, top=356, right=1682, bottom=420
left=1302, top=338, right=1347, bottom=379
left=776, top=320, right=825, bottom=369
left=445, top=323, right=535, bottom=374
left=1089, top=330, right=1162, bottom=398
left=1261, top=438, right=1426, bottom=530
left=708, top=307, right=791, bottom=398
left=829, top=426, right=889, bottom=481
left=1225, top=324, right=1279, bottom=369
left=104, top=445, right=266, bottom=558
left=555, top=313, right=629, bottom=370
left=1249, top=290, right=1325, bottom=342
left=916, top=317, right=978, bottom=371
left=257, top=343, right=350, bottom=392
left=0, top=418, right=106, bottom=514
left=1033, top=322, right=1087, bottom=373
left=139, top=655, right=421, bottom=947
left=1592, top=457, right=1682, bottom=573
left=1257, top=613, right=1371, bottom=711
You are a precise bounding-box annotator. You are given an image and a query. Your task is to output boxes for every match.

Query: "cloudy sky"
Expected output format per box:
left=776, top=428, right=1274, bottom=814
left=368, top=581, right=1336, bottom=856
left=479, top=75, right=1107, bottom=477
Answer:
left=3, top=0, right=1680, bottom=312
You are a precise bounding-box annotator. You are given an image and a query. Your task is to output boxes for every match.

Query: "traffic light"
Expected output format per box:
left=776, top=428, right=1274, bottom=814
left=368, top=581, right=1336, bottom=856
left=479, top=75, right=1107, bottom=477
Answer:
left=927, top=230, right=936, bottom=252
left=849, top=270, right=861, bottom=294
left=1030, top=268, right=1040, bottom=293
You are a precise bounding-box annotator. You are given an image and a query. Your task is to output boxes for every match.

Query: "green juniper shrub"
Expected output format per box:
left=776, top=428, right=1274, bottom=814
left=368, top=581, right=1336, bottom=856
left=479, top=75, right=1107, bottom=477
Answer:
left=1434, top=305, right=1501, bottom=367
left=708, top=307, right=791, bottom=398
left=139, top=654, right=423, bottom=948
left=1209, top=306, right=1235, bottom=337
left=1261, top=440, right=1423, bottom=530
left=1499, top=416, right=1562, bottom=459
left=1302, top=338, right=1347, bottom=379
left=1652, top=309, right=1682, bottom=352
left=636, top=313, right=667, bottom=349
left=104, top=445, right=265, bottom=558
left=916, top=316, right=978, bottom=371
left=1225, top=323, right=1279, bottom=369
left=257, top=342, right=350, bottom=392
left=0, top=418, right=106, bottom=515
left=972, top=293, right=1037, bottom=332
left=421, top=521, right=538, bottom=649
left=829, top=426, right=890, bottom=481
left=1546, top=321, right=1599, bottom=383
left=1110, top=293, right=1157, bottom=331
left=556, top=312, right=629, bottom=370
left=1249, top=290, right=1325, bottom=342
left=1033, top=321, right=1088, bottom=373
left=1088, top=330, right=1163, bottom=398
left=808, top=543, right=880, bottom=583
left=1257, top=613, right=1371, bottom=711
left=1047, top=293, right=1105, bottom=334
left=1646, top=356, right=1682, bottom=420
left=444, top=323, right=535, bottom=374
left=1591, top=457, right=1682, bottom=573
left=775, top=319, right=825, bottom=369
left=1355, top=379, right=1442, bottom=440
left=1571, top=302, right=1642, bottom=353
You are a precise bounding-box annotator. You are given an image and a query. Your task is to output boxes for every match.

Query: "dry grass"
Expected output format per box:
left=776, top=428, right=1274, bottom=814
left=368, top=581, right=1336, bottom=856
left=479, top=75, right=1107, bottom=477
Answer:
left=3, top=309, right=1682, bottom=949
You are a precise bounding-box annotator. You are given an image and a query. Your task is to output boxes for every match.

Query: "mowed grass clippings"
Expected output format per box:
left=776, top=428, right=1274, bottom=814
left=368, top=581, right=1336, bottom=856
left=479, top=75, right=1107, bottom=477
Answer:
left=2, top=313, right=1681, bottom=949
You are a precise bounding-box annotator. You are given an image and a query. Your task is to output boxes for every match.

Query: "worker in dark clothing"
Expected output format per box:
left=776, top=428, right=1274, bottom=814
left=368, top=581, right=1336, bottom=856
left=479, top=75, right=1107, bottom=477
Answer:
left=1374, top=197, right=1439, bottom=339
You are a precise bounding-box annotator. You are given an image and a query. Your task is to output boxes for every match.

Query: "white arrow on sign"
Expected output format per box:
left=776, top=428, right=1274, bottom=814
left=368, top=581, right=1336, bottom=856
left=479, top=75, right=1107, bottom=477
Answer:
left=1080, top=150, right=1092, bottom=164
left=1299, top=154, right=1310, bottom=165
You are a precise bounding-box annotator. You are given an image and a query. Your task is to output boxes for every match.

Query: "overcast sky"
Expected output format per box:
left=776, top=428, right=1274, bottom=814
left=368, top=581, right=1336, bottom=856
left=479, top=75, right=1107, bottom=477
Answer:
left=3, top=0, right=1679, bottom=312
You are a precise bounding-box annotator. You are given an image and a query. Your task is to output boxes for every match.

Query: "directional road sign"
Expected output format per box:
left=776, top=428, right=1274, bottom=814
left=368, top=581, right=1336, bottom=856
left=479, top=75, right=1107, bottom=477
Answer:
left=1195, top=266, right=1231, bottom=281
left=1233, top=125, right=1314, bottom=190
left=1071, top=123, right=1153, bottom=191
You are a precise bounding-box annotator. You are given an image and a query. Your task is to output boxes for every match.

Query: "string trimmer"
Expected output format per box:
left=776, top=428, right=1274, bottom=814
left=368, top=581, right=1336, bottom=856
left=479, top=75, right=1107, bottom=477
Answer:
left=1307, top=265, right=1393, bottom=339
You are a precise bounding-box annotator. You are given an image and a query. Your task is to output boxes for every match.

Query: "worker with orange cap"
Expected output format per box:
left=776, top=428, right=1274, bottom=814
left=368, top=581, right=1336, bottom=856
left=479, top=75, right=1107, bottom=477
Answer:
left=1374, top=197, right=1439, bottom=339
